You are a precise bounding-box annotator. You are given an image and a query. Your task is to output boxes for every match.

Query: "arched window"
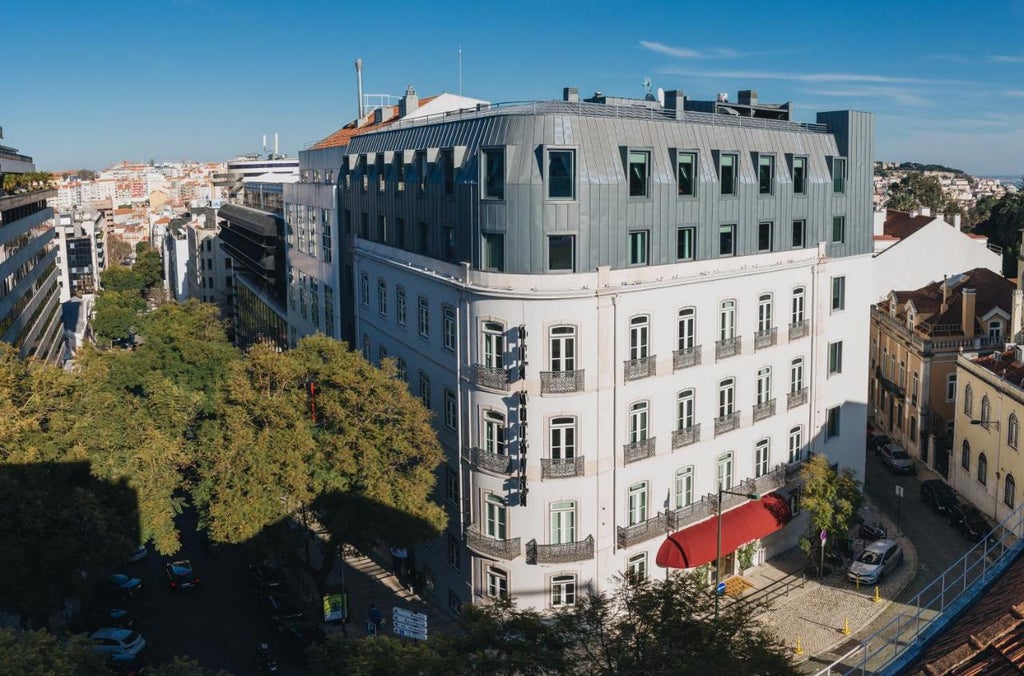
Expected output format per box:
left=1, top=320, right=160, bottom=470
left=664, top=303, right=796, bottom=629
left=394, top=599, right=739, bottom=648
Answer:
left=964, top=385, right=974, bottom=416
left=677, top=308, right=696, bottom=351
left=1009, top=414, right=1020, bottom=449
left=978, top=453, right=988, bottom=485
left=981, top=396, right=991, bottom=425
left=961, top=440, right=971, bottom=470
left=1005, top=474, right=1016, bottom=508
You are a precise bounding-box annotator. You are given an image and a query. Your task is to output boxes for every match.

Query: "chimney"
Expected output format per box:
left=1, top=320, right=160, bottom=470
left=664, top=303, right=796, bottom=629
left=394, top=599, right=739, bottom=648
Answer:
left=664, top=90, right=686, bottom=119
left=355, top=58, right=365, bottom=119
left=873, top=208, right=886, bottom=237
left=953, top=213, right=962, bottom=231
left=1012, top=289, right=1024, bottom=343
left=962, top=288, right=976, bottom=338
left=941, top=275, right=950, bottom=313
left=738, top=89, right=758, bottom=106
left=399, top=85, right=419, bottom=117
left=563, top=87, right=579, bottom=102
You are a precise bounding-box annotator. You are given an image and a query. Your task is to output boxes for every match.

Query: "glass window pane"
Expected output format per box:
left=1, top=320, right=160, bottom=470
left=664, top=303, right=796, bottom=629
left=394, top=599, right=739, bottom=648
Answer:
left=629, top=151, right=649, bottom=197
left=548, top=235, right=575, bottom=271
left=548, top=150, right=575, bottom=199
left=677, top=152, right=695, bottom=196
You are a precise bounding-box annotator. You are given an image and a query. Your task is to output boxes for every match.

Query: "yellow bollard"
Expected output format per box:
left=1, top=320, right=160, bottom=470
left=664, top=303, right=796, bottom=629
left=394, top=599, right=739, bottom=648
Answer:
left=873, top=586, right=881, bottom=603
left=794, top=637, right=804, bottom=655
left=841, top=617, right=851, bottom=635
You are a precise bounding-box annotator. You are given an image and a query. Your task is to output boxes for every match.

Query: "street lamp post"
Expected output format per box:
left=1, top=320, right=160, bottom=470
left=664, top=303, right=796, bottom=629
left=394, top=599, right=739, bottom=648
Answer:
left=714, top=486, right=761, bottom=620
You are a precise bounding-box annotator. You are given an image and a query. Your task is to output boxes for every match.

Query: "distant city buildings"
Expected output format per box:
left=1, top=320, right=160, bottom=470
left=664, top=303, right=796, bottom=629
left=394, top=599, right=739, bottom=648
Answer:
left=55, top=209, right=107, bottom=302
left=873, top=162, right=1013, bottom=210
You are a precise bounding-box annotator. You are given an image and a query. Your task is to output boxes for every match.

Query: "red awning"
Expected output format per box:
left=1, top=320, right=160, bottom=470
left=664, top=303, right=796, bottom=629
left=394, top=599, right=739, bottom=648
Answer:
left=656, top=493, right=791, bottom=569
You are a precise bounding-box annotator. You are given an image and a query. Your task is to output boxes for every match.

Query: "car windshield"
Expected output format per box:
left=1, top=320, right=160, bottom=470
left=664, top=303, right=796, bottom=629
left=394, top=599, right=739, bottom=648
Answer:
left=857, top=550, right=882, bottom=565
left=891, top=450, right=910, bottom=460
left=123, top=631, right=140, bottom=644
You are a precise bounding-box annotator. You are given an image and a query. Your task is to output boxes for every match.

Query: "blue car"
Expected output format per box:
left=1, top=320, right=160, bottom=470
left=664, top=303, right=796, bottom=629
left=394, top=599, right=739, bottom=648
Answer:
left=103, top=574, right=143, bottom=599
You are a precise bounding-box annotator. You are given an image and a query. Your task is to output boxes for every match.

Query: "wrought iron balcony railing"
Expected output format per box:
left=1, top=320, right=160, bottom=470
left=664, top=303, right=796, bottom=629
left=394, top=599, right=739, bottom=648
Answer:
left=666, top=496, right=717, bottom=531
left=789, top=319, right=810, bottom=341
left=752, top=398, right=777, bottom=422
left=787, top=387, right=808, bottom=409
left=754, top=327, right=778, bottom=350
left=623, top=437, right=656, bottom=464
left=672, top=424, right=700, bottom=449
left=525, top=535, right=595, bottom=564
left=714, top=411, right=740, bottom=436
left=541, top=456, right=584, bottom=479
left=624, top=355, right=656, bottom=382
left=462, top=447, right=512, bottom=475
left=673, top=345, right=701, bottom=370
left=474, top=364, right=509, bottom=391
left=617, top=513, right=671, bottom=548
left=716, top=336, right=741, bottom=360
left=465, top=525, right=521, bottom=560
left=540, top=369, right=585, bottom=394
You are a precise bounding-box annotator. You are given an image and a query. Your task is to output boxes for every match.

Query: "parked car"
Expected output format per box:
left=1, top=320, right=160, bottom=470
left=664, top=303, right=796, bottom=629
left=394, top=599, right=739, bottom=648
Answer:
left=88, top=628, right=146, bottom=660
left=249, top=562, right=287, bottom=590
left=947, top=503, right=992, bottom=541
left=102, top=574, right=143, bottom=599
left=165, top=560, right=201, bottom=590
left=71, top=608, right=136, bottom=633
left=920, top=479, right=958, bottom=514
left=127, top=545, right=148, bottom=564
left=847, top=539, right=903, bottom=584
left=881, top=445, right=915, bottom=474
left=264, top=593, right=305, bottom=624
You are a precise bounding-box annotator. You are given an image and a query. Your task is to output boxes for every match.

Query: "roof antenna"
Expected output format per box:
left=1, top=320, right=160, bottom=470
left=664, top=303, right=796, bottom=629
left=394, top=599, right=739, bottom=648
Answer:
left=458, top=44, right=462, bottom=96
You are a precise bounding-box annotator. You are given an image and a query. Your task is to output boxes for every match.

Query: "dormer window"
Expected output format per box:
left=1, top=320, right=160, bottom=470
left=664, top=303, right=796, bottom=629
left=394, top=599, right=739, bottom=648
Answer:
left=989, top=320, right=1003, bottom=339
left=890, top=303, right=897, bottom=319
left=906, top=309, right=915, bottom=329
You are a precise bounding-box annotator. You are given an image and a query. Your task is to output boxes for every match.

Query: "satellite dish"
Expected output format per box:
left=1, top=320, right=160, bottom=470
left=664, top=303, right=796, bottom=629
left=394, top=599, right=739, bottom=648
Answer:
left=657, top=87, right=665, bottom=106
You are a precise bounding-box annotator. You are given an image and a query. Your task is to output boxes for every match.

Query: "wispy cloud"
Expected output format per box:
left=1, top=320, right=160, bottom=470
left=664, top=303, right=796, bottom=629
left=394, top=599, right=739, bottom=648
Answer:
left=807, top=86, right=932, bottom=107
left=1005, top=90, right=1024, bottom=97
left=657, top=67, right=969, bottom=86
left=989, top=55, right=1024, bottom=63
left=640, top=41, right=758, bottom=60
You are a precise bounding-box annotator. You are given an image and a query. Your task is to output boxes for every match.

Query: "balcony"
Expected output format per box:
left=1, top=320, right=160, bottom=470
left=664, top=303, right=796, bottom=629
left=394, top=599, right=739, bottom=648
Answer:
left=623, top=437, right=656, bottom=464
left=525, top=535, right=595, bottom=564
left=874, top=365, right=905, bottom=400
left=789, top=319, right=809, bottom=341
left=754, top=327, right=778, bottom=350
left=474, top=364, right=509, bottom=391
left=716, top=336, right=741, bottom=361
left=672, top=424, right=700, bottom=449
left=541, top=456, right=584, bottom=479
left=714, top=411, right=740, bottom=436
left=787, top=388, right=808, bottom=410
left=785, top=457, right=811, bottom=482
left=752, top=398, right=777, bottom=422
left=673, top=345, right=702, bottom=370
left=465, top=525, right=521, bottom=560
left=540, top=369, right=585, bottom=394
left=666, top=495, right=717, bottom=531
left=617, top=513, right=672, bottom=548
left=462, top=447, right=512, bottom=475
left=624, top=355, right=656, bottom=382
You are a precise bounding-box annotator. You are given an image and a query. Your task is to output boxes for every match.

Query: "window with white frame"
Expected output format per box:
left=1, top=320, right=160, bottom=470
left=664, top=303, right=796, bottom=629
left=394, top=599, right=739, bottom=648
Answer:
left=629, top=401, right=649, bottom=444
left=483, top=321, right=505, bottom=369
left=675, top=466, right=694, bottom=509
left=831, top=277, right=846, bottom=312
left=757, top=294, right=773, bottom=332
left=791, top=358, right=805, bottom=393
left=396, top=358, right=407, bottom=382
left=832, top=216, right=846, bottom=244
left=720, top=153, right=737, bottom=195
left=678, top=308, right=696, bottom=350
left=419, top=372, right=431, bottom=409
left=718, top=452, right=734, bottom=491
left=758, top=155, right=775, bottom=195
left=628, top=150, right=650, bottom=197
left=550, top=574, right=576, bottom=607
left=946, top=373, right=957, bottom=402
left=911, top=372, right=919, bottom=406
left=899, top=361, right=906, bottom=388
left=628, top=482, right=648, bottom=525
left=444, top=389, right=457, bottom=430
left=677, top=227, right=695, bottom=260
left=720, top=300, right=736, bottom=341
left=832, top=157, right=846, bottom=193
left=628, top=230, right=649, bottom=265
left=549, top=326, right=577, bottom=372
left=962, top=439, right=971, bottom=469
left=677, top=151, right=696, bottom=196
left=719, top=224, right=736, bottom=256
left=792, top=287, right=806, bottom=324
left=378, top=345, right=388, bottom=364
left=677, top=389, right=695, bottom=430
left=1009, top=414, right=1019, bottom=449
left=481, top=148, right=505, bottom=200
left=788, top=426, right=803, bottom=463
left=964, top=384, right=974, bottom=416
left=486, top=566, right=508, bottom=599
left=718, top=378, right=735, bottom=418
left=792, top=156, right=807, bottom=195
left=978, top=452, right=988, bottom=485
left=755, top=439, right=770, bottom=477
left=484, top=410, right=507, bottom=456
left=446, top=468, right=458, bottom=505
left=989, top=320, right=1002, bottom=339
left=756, top=367, right=772, bottom=405
left=827, top=405, right=841, bottom=438
left=417, top=297, right=429, bottom=337
left=396, top=286, right=407, bottom=326
left=550, top=417, right=576, bottom=460
left=981, top=395, right=992, bottom=425
left=448, top=535, right=460, bottom=571
left=442, top=306, right=456, bottom=351
left=829, top=341, right=843, bottom=375
left=377, top=280, right=387, bottom=315
left=485, top=493, right=507, bottom=539
left=627, top=552, right=649, bottom=582
left=360, top=273, right=369, bottom=307
left=550, top=500, right=576, bottom=544
left=629, top=315, right=649, bottom=360
left=547, top=149, right=575, bottom=200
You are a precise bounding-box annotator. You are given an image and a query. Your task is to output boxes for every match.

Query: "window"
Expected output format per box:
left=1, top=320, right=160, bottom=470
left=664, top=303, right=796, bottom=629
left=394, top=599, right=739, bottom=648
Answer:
left=1006, top=474, right=1016, bottom=508
left=758, top=222, right=773, bottom=252
left=548, top=235, right=575, bottom=271
left=485, top=494, right=507, bottom=539
left=961, top=440, right=971, bottom=469
left=791, top=287, right=806, bottom=324
left=418, top=297, right=430, bottom=338
left=444, top=225, right=456, bottom=260
left=756, top=367, right=772, bottom=405
left=719, top=300, right=736, bottom=341
left=627, top=552, right=649, bottom=582
left=628, top=482, right=648, bottom=525
left=396, top=287, right=407, bottom=326
left=396, top=358, right=407, bottom=382
left=718, top=452, right=733, bottom=491
left=720, top=153, right=737, bottom=195
left=441, top=149, right=455, bottom=195
left=677, top=308, right=696, bottom=350
left=418, top=221, right=430, bottom=254
left=359, top=155, right=368, bottom=192
left=909, top=416, right=917, bottom=443
left=446, top=468, right=458, bottom=505
left=629, top=315, right=649, bottom=360
left=628, top=150, right=650, bottom=197
left=981, top=396, right=991, bottom=425
left=377, top=155, right=386, bottom=192
left=978, top=453, right=988, bottom=485
left=441, top=306, right=456, bottom=351
left=831, top=277, right=846, bottom=312
left=832, top=157, right=846, bottom=193
left=418, top=372, right=431, bottom=409
left=911, top=372, right=919, bottom=407
left=416, top=150, right=428, bottom=193
left=791, top=358, right=805, bottom=393
left=896, top=403, right=904, bottom=429
left=677, top=152, right=696, bottom=196
left=629, top=401, right=649, bottom=444
left=755, top=439, right=770, bottom=477
left=946, top=374, right=957, bottom=402
left=718, top=378, right=735, bottom=418
left=550, top=417, right=576, bottom=459
left=757, top=293, right=773, bottom=332
left=788, top=426, right=803, bottom=463
left=484, top=410, right=507, bottom=455
left=482, top=148, right=504, bottom=200
left=395, top=156, right=406, bottom=192
left=547, top=149, right=575, bottom=199
left=486, top=567, right=508, bottom=599
left=792, top=220, right=806, bottom=248
left=758, top=155, right=774, bottom=194
left=964, top=385, right=974, bottom=416
left=448, top=535, right=461, bottom=571
left=628, top=230, right=649, bottom=266
left=677, top=389, right=695, bottom=430
left=675, top=466, right=694, bottom=509
left=378, top=345, right=388, bottom=364
left=719, top=224, right=736, bottom=256
left=444, top=389, right=457, bottom=430
left=1009, top=414, right=1020, bottom=449
left=989, top=320, right=1002, bottom=339
left=550, top=500, right=576, bottom=544
left=482, top=233, right=504, bottom=272
left=361, top=336, right=370, bottom=360
left=549, top=326, right=576, bottom=372
left=829, top=341, right=843, bottom=375
left=551, top=575, right=576, bottom=607
left=377, top=281, right=387, bottom=315
left=483, top=322, right=505, bottom=369
left=676, top=227, right=695, bottom=261
left=832, top=216, right=845, bottom=244
left=360, top=273, right=369, bottom=307
left=826, top=405, right=841, bottom=439
left=792, top=156, right=807, bottom=195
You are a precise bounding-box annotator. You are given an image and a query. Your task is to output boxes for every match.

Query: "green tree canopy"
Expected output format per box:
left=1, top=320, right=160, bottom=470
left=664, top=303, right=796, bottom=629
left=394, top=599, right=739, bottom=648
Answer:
left=886, top=173, right=951, bottom=213
left=973, top=190, right=1024, bottom=276
left=798, top=454, right=863, bottom=563
left=92, top=289, right=145, bottom=344
left=0, top=629, right=109, bottom=675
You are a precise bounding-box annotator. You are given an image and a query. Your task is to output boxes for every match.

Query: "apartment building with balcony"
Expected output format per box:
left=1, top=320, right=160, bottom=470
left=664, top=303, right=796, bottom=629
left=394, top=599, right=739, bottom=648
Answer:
left=55, top=209, right=107, bottom=302
left=0, top=132, right=63, bottom=362
left=328, top=86, right=874, bottom=612
left=870, top=268, right=1017, bottom=478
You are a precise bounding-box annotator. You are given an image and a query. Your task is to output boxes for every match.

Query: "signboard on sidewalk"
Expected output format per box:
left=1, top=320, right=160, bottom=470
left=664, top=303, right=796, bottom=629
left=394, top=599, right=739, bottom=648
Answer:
left=322, top=593, right=347, bottom=622
left=392, top=607, right=428, bottom=641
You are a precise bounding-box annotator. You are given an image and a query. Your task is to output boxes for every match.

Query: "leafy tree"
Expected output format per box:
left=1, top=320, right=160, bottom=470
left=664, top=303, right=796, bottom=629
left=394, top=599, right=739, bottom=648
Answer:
left=132, top=244, right=164, bottom=290
left=100, top=265, right=143, bottom=294
left=106, top=235, right=134, bottom=266
left=886, top=173, right=950, bottom=213
left=75, top=169, right=97, bottom=181
left=973, top=190, right=1024, bottom=276
left=92, top=290, right=145, bottom=344
left=146, top=657, right=233, bottom=676
left=0, top=629, right=109, bottom=674
left=798, top=454, right=862, bottom=565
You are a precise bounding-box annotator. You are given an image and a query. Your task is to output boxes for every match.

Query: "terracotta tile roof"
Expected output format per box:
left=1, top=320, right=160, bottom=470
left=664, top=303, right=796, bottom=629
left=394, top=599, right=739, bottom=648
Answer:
left=882, top=268, right=1015, bottom=336
left=971, top=349, right=1024, bottom=386
left=883, top=209, right=936, bottom=239
left=310, top=96, right=440, bottom=150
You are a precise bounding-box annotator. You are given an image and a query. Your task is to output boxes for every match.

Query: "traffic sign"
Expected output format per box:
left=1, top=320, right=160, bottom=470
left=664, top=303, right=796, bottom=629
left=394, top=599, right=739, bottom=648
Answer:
left=366, top=621, right=377, bottom=636
left=392, top=607, right=428, bottom=640
left=895, top=485, right=904, bottom=498
left=715, top=581, right=727, bottom=596
left=820, top=529, right=827, bottom=542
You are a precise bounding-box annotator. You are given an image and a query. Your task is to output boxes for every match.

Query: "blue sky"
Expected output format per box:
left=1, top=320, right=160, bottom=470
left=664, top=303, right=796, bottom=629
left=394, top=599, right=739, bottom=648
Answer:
left=5, top=0, right=1024, bottom=175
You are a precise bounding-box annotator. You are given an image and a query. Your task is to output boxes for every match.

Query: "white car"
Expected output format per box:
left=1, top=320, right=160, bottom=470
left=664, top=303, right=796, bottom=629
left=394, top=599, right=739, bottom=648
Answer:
left=847, top=539, right=903, bottom=585
left=89, top=627, right=146, bottom=660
